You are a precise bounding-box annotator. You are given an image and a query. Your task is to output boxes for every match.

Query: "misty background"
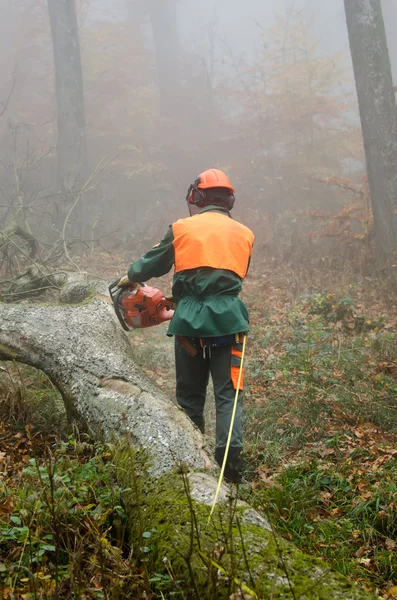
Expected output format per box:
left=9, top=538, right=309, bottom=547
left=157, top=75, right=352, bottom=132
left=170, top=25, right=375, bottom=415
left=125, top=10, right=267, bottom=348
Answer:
left=1, top=0, right=396, bottom=267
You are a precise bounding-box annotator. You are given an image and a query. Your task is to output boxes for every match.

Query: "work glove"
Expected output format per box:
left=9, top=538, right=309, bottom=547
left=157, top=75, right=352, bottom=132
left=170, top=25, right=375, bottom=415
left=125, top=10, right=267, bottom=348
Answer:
left=117, top=275, right=138, bottom=289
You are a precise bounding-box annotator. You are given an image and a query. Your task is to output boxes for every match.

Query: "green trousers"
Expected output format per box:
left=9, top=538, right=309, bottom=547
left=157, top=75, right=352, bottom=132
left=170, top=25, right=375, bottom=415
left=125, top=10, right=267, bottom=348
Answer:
left=175, top=337, right=244, bottom=483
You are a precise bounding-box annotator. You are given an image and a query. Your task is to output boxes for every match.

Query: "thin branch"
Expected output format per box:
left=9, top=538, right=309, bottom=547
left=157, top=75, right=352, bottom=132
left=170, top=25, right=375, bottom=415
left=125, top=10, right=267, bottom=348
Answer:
left=2, top=285, right=60, bottom=300
left=61, top=147, right=136, bottom=271
left=0, top=72, right=16, bottom=118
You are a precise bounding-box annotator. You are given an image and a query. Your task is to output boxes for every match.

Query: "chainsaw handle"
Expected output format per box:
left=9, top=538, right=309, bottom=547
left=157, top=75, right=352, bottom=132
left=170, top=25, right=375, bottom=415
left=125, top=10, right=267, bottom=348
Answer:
left=109, top=278, right=121, bottom=291
left=109, top=279, right=146, bottom=297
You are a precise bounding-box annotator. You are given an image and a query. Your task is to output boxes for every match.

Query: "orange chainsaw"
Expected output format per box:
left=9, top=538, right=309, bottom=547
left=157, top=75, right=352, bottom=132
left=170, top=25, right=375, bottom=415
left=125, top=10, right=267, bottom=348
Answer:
left=109, top=280, right=175, bottom=331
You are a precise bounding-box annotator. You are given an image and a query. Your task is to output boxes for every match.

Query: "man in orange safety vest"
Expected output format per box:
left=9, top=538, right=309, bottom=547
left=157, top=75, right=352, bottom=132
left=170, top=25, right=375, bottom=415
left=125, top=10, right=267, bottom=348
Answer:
left=119, top=169, right=254, bottom=482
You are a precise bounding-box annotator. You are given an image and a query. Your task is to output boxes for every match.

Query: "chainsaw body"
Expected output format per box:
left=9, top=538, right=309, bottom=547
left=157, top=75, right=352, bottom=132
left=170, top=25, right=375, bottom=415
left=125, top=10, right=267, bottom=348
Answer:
left=109, top=281, right=174, bottom=331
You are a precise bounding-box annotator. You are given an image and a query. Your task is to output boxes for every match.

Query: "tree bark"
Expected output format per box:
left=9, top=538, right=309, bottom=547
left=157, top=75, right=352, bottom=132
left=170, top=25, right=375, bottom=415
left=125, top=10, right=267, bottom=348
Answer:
left=0, top=292, right=372, bottom=598
left=47, top=0, right=86, bottom=196
left=381, top=0, right=397, bottom=85
left=344, top=0, right=397, bottom=272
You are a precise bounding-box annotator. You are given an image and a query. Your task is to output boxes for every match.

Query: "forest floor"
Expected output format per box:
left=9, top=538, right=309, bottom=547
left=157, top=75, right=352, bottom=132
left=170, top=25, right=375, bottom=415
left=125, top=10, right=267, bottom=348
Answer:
left=1, top=253, right=397, bottom=598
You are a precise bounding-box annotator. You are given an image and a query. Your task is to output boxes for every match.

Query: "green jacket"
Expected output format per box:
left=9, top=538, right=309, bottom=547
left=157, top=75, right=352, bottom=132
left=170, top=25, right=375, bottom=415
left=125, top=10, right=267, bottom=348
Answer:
left=127, top=206, right=252, bottom=337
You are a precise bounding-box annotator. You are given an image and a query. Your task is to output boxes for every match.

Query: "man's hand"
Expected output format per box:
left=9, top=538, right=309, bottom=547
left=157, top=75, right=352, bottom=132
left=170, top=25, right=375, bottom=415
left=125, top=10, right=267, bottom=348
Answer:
left=117, top=276, right=138, bottom=289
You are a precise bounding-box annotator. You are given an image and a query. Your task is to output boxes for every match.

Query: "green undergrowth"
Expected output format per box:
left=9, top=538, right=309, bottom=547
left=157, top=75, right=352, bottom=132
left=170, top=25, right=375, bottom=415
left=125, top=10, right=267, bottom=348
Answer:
left=243, top=291, right=397, bottom=596
left=0, top=425, right=374, bottom=600
left=245, top=291, right=397, bottom=462
left=0, top=363, right=67, bottom=435
left=245, top=455, right=397, bottom=592
left=1, top=285, right=396, bottom=597
left=0, top=431, right=154, bottom=599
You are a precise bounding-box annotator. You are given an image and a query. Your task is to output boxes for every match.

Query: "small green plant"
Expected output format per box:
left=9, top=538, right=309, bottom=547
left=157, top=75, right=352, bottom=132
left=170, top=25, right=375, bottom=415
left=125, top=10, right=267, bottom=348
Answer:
left=0, top=435, right=145, bottom=599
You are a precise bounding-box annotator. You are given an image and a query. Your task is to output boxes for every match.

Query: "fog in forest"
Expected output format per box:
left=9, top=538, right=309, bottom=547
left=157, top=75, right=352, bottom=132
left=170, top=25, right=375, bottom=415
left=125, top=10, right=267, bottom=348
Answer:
left=1, top=0, right=397, bottom=277
left=3, top=3, right=397, bottom=597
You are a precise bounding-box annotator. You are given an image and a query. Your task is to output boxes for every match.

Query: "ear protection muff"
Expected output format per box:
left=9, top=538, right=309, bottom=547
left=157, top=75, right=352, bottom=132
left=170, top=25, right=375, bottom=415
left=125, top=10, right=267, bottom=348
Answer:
left=226, top=194, right=236, bottom=211
left=186, top=177, right=236, bottom=210
left=186, top=178, right=206, bottom=205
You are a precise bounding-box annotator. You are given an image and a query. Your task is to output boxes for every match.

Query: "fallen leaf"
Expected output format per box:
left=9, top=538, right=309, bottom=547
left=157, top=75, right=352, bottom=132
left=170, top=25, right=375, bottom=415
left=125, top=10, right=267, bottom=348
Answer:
left=355, top=546, right=368, bottom=558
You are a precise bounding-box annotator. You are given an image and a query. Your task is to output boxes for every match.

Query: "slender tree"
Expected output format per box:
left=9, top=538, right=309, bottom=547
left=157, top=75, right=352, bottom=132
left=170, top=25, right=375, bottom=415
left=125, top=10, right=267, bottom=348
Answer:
left=47, top=0, right=86, bottom=196
left=344, top=0, right=397, bottom=273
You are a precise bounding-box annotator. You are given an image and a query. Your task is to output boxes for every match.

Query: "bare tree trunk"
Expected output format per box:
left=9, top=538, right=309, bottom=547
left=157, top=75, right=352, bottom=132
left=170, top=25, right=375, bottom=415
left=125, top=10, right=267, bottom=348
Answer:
left=381, top=0, right=397, bottom=85
left=148, top=0, right=180, bottom=117
left=344, top=0, right=397, bottom=273
left=47, top=0, right=86, bottom=196
left=0, top=291, right=372, bottom=599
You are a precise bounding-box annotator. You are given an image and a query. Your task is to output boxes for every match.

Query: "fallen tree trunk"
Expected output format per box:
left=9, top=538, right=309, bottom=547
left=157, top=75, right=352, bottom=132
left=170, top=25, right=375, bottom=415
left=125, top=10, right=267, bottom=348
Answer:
left=0, top=289, right=373, bottom=599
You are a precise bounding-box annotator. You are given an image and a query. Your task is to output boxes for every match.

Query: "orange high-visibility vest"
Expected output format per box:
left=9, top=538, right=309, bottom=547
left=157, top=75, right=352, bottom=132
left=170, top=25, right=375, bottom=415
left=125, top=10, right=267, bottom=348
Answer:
left=172, top=211, right=254, bottom=279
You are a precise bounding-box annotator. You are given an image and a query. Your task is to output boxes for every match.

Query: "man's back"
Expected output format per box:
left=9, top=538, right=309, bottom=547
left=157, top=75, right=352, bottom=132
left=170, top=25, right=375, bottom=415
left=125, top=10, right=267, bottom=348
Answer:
left=169, top=205, right=254, bottom=338
left=172, top=209, right=254, bottom=278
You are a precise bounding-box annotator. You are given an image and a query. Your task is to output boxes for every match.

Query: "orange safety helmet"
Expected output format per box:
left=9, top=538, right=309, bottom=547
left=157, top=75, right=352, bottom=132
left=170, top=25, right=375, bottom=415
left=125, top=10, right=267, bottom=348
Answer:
left=186, top=168, right=235, bottom=207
